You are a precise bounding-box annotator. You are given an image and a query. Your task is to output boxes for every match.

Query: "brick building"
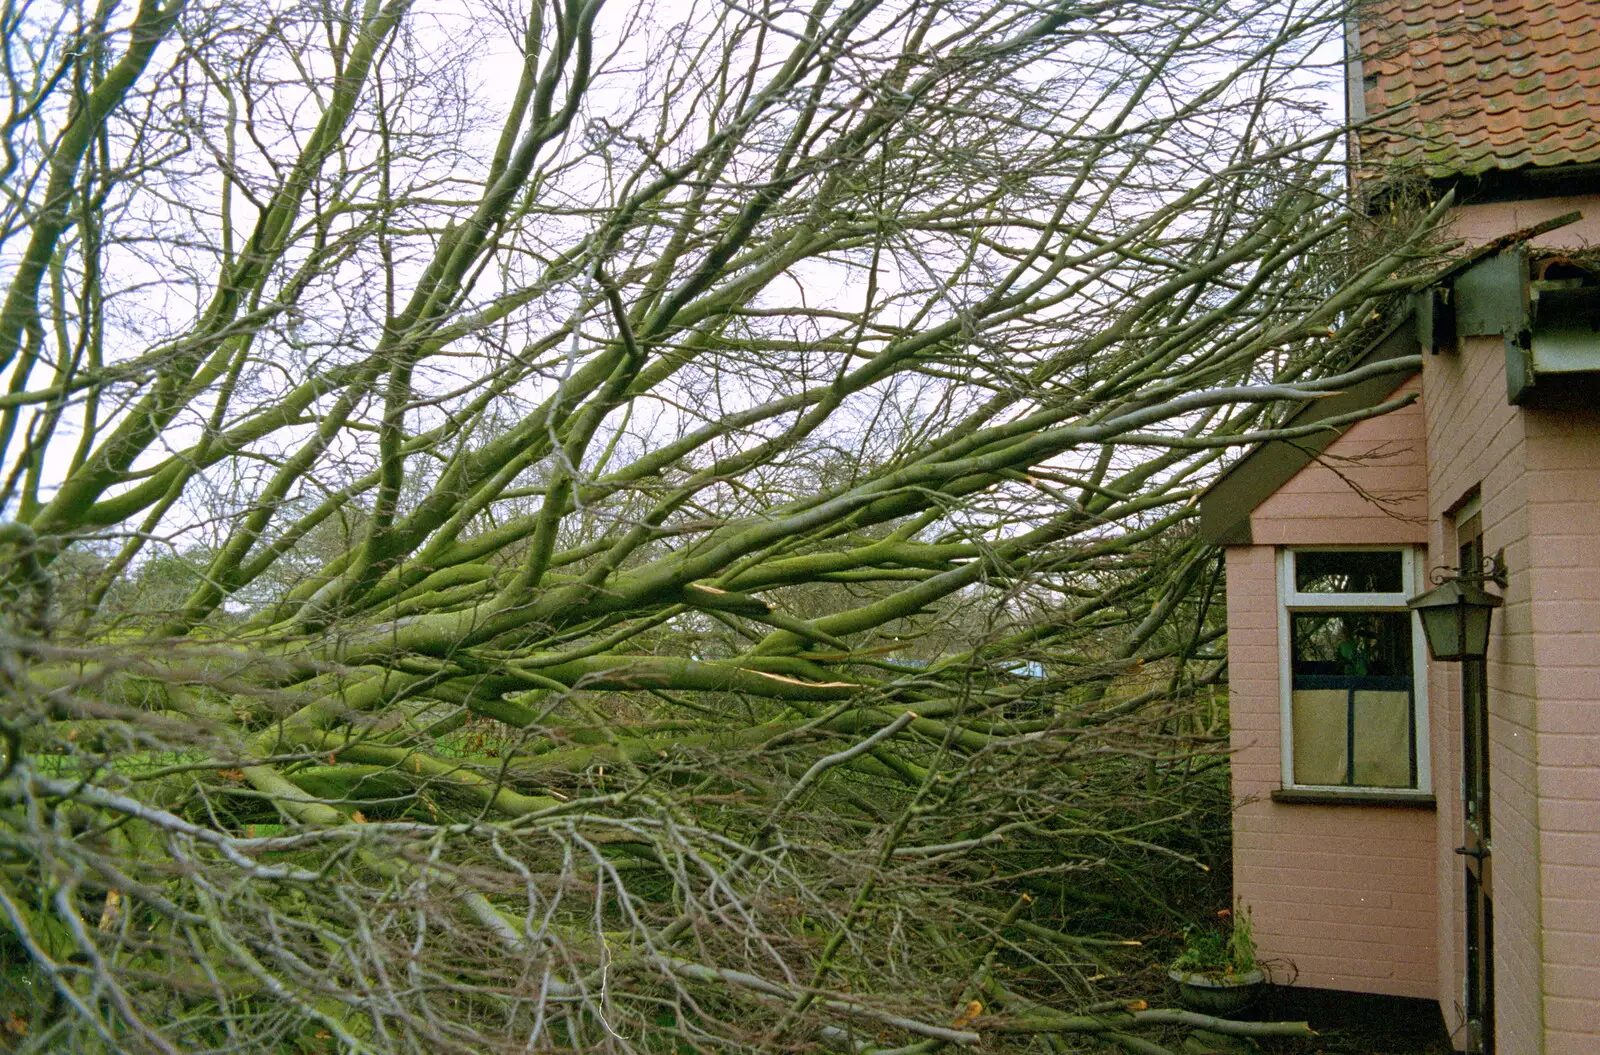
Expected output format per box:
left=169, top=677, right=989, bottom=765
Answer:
left=1197, top=3, right=1600, bottom=1051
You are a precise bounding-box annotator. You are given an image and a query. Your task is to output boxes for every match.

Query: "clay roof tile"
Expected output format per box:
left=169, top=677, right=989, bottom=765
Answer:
left=1357, top=0, right=1600, bottom=176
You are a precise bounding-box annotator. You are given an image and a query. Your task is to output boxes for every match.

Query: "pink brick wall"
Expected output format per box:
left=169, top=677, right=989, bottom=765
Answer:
left=1420, top=331, right=1535, bottom=1052
left=1525, top=409, right=1600, bottom=1055
left=1449, top=195, right=1600, bottom=252
left=1226, top=384, right=1440, bottom=998
left=1422, top=180, right=1600, bottom=1045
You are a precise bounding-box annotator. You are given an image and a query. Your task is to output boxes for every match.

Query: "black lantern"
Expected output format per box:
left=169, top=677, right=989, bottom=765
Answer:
left=1407, top=554, right=1506, bottom=662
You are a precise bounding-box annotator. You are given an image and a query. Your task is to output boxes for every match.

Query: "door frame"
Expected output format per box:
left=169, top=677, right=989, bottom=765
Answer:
left=1455, top=506, right=1493, bottom=1055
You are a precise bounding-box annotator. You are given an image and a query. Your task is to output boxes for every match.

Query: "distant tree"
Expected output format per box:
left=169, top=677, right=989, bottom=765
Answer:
left=0, top=0, right=1442, bottom=1050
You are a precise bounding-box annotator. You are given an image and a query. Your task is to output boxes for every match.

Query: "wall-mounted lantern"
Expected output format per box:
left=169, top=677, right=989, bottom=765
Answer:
left=1406, top=551, right=1507, bottom=662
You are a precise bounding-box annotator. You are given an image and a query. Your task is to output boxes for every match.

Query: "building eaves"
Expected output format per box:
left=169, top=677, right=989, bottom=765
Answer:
left=1197, top=210, right=1585, bottom=546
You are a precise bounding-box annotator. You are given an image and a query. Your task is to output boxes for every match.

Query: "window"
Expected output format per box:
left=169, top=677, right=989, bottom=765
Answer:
left=1278, top=548, right=1429, bottom=794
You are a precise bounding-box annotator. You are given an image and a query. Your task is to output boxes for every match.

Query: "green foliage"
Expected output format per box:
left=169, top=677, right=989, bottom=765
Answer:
left=1172, top=902, right=1259, bottom=978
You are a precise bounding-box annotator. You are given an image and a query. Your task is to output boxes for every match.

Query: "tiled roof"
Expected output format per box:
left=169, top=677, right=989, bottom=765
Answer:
left=1357, top=0, right=1600, bottom=178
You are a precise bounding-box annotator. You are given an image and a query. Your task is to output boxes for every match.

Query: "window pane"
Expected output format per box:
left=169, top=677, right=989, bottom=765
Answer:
left=1290, top=611, right=1416, bottom=789
left=1292, top=685, right=1414, bottom=788
left=1292, top=688, right=1348, bottom=785
left=1294, top=550, right=1403, bottom=593
left=1352, top=689, right=1413, bottom=787
left=1291, top=611, right=1412, bottom=677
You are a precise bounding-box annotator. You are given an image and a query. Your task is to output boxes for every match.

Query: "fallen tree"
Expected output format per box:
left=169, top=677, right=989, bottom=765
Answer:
left=0, top=0, right=1445, bottom=1050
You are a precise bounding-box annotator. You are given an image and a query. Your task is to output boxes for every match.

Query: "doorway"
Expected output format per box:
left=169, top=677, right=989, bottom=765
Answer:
left=1456, top=510, right=1493, bottom=1055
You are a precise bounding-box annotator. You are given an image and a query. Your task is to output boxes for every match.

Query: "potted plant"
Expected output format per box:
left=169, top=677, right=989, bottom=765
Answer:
left=1168, top=904, right=1265, bottom=1015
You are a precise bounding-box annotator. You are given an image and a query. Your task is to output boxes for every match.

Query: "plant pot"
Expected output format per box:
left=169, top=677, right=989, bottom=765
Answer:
left=1167, top=967, right=1265, bottom=1016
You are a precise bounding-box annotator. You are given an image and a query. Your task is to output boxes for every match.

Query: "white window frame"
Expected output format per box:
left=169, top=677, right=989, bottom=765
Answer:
left=1276, top=546, right=1431, bottom=797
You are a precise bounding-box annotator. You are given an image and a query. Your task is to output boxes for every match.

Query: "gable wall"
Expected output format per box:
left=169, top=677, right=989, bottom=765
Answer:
left=1250, top=374, right=1427, bottom=545
left=1227, top=382, right=1437, bottom=999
